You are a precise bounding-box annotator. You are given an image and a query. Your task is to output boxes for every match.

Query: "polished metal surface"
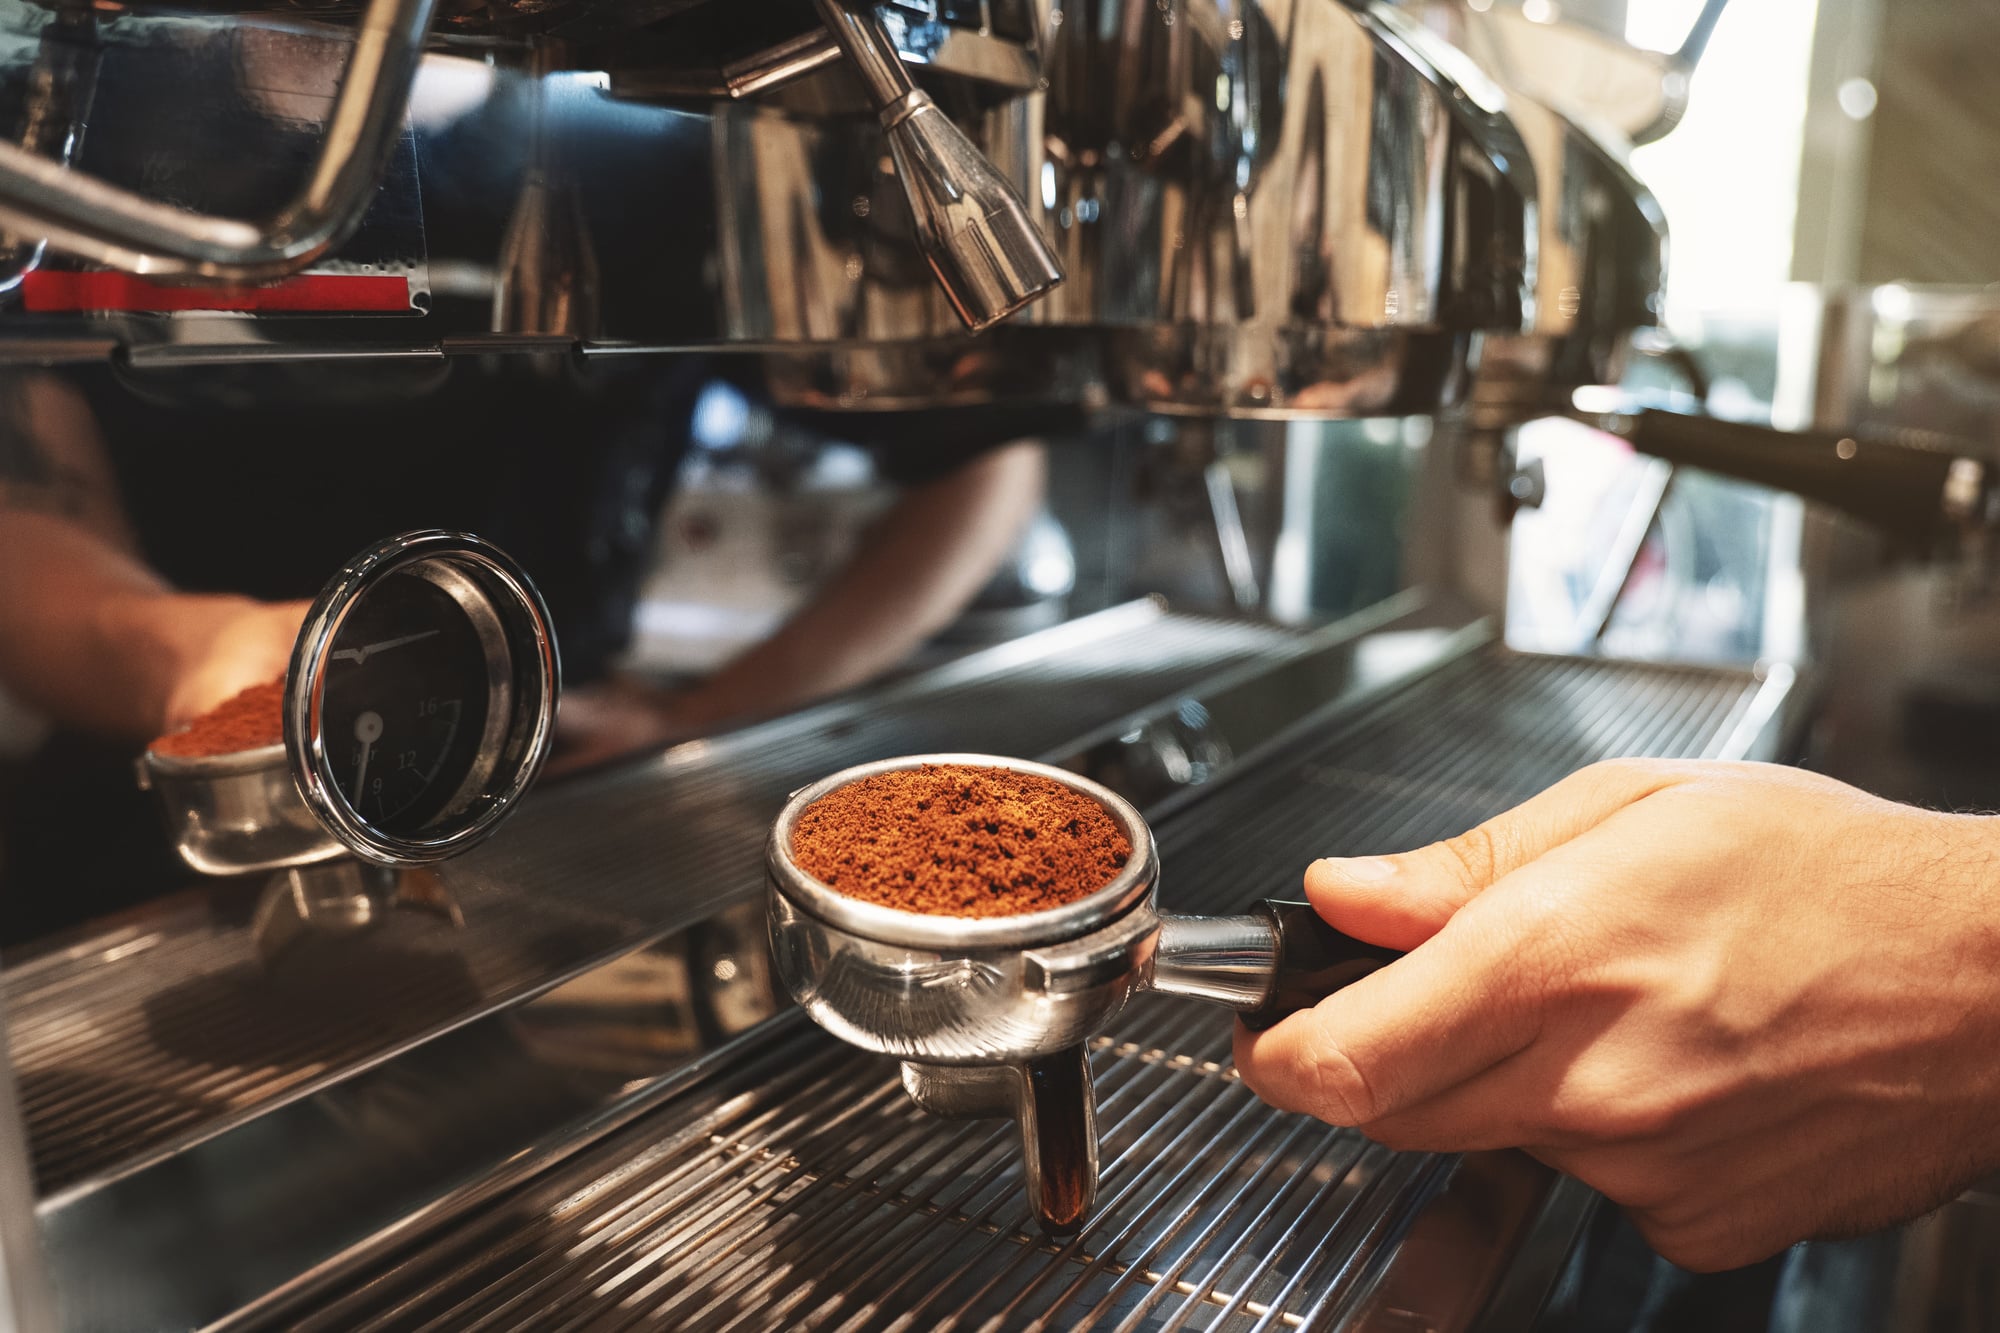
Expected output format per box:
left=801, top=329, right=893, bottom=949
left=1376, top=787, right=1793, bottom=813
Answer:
left=135, top=744, right=346, bottom=878
left=812, top=0, right=1063, bottom=330
left=595, top=0, right=1047, bottom=100
left=263, top=1011, right=1573, bottom=1332
left=0, top=0, right=437, bottom=279
left=0, top=991, right=50, bottom=1333
left=768, top=847, right=1156, bottom=1065
left=904, top=1044, right=1101, bottom=1231
left=6, top=868, right=570, bottom=1200
left=37, top=910, right=791, bottom=1333
left=1466, top=105, right=1666, bottom=406
left=1439, top=0, right=1730, bottom=146
left=770, top=759, right=1350, bottom=1052
left=7, top=603, right=1306, bottom=1199
left=0, top=0, right=1061, bottom=354
left=0, top=0, right=1690, bottom=436
left=249, top=861, right=462, bottom=968
left=1433, top=27, right=1670, bottom=458
left=1136, top=650, right=1783, bottom=919
left=0, top=0, right=1047, bottom=357
left=1150, top=913, right=1280, bottom=1010
left=1797, top=284, right=2000, bottom=447
left=0, top=8, right=89, bottom=296
left=199, top=646, right=1778, bottom=1333
left=0, top=0, right=1623, bottom=426
left=745, top=0, right=1544, bottom=415
left=491, top=43, right=599, bottom=341
left=1020, top=0, right=1535, bottom=417
left=1775, top=284, right=2000, bottom=813
left=285, top=530, right=560, bottom=868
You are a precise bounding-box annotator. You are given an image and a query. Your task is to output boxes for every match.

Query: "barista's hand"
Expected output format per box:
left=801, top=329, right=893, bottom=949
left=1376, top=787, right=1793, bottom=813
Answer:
left=156, top=596, right=310, bottom=732
left=1233, top=760, right=2000, bottom=1272
left=549, top=674, right=730, bottom=775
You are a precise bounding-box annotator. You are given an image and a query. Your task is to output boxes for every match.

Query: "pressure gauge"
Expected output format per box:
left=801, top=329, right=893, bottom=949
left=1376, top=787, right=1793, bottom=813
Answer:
left=284, top=531, right=560, bottom=866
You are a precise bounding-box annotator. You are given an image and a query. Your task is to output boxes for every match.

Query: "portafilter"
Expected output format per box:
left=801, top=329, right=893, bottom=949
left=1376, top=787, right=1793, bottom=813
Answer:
left=766, top=753, right=1401, bottom=1233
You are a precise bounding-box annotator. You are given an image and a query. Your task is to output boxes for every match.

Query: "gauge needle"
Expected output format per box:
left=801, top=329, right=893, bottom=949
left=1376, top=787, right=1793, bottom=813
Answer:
left=354, top=710, right=384, bottom=802
left=333, top=630, right=440, bottom=667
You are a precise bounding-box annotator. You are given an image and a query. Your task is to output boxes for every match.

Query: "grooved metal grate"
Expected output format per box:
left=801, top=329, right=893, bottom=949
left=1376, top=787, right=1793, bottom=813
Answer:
left=8, top=606, right=1301, bottom=1197
left=280, top=649, right=1769, bottom=1332
left=1151, top=648, right=1772, bottom=916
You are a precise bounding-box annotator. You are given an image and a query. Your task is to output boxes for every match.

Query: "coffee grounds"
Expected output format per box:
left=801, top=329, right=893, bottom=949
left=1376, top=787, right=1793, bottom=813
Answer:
left=791, top=764, right=1132, bottom=917
left=151, top=679, right=286, bottom=759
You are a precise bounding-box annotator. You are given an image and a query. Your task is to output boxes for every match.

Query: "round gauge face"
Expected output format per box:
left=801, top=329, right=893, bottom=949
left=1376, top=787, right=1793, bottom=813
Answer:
left=320, top=571, right=497, bottom=840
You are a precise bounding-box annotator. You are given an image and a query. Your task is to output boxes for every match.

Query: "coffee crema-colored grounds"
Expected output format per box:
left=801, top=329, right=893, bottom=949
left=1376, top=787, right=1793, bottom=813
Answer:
left=790, top=764, right=1132, bottom=917
left=150, top=679, right=286, bottom=759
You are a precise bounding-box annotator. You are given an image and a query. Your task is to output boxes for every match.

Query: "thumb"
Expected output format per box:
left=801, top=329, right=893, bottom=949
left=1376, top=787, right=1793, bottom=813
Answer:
left=1304, top=759, right=1687, bottom=950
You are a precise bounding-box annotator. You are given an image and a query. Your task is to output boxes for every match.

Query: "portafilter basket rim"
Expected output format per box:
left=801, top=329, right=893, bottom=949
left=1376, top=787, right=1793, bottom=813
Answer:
left=767, top=752, right=1158, bottom=951
left=141, top=740, right=288, bottom=777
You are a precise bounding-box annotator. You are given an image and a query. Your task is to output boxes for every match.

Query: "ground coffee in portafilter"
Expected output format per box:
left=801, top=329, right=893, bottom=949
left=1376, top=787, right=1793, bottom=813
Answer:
left=150, top=679, right=286, bottom=759
left=790, top=764, right=1132, bottom=917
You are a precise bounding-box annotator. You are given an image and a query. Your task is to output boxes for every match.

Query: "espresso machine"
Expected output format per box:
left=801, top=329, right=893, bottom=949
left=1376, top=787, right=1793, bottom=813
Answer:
left=0, top=1, right=1982, bottom=1329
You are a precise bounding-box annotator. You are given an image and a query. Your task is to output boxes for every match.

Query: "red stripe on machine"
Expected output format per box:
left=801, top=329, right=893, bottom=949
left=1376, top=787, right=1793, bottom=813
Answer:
left=19, top=271, right=413, bottom=313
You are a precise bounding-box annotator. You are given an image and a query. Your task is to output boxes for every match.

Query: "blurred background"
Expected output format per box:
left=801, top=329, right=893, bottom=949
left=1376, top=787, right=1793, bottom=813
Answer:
left=0, top=0, right=1996, bottom=1328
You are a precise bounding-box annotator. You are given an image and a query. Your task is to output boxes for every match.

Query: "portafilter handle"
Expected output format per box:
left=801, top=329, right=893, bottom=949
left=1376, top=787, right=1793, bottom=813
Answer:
left=1150, top=901, right=1403, bottom=1032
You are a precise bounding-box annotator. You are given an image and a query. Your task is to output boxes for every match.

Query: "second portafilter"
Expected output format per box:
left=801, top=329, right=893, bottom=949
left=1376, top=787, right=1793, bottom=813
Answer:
left=765, top=754, right=1401, bottom=1233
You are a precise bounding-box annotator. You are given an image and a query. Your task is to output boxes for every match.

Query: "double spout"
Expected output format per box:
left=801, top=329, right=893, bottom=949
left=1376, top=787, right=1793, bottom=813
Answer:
left=812, top=0, right=1063, bottom=331
left=890, top=902, right=1398, bottom=1231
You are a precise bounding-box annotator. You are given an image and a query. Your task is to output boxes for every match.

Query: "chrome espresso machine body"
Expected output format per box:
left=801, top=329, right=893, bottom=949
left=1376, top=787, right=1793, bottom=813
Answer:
left=0, top=2, right=1852, bottom=1330
left=0, top=0, right=1637, bottom=393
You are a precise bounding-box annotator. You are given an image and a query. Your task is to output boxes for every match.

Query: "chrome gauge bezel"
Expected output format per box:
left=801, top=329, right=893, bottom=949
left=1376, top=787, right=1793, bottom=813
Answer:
left=284, top=530, right=560, bottom=866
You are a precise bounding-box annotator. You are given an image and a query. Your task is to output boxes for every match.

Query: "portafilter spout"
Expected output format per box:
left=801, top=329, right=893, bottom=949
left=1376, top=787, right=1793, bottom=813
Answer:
left=765, top=754, right=1401, bottom=1233
left=811, top=0, right=1063, bottom=332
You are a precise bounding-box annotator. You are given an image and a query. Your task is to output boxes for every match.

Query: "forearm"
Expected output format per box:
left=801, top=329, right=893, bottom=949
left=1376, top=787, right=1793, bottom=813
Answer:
left=0, top=511, right=265, bottom=740
left=682, top=440, right=1047, bottom=724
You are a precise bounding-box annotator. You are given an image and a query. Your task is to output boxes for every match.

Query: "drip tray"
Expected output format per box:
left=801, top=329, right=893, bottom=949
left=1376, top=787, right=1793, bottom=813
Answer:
left=7, top=603, right=1305, bottom=1199
left=248, top=647, right=1780, bottom=1332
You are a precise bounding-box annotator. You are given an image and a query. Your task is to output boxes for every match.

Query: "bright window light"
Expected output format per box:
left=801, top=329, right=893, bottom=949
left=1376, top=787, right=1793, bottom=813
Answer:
left=1631, top=0, right=1822, bottom=330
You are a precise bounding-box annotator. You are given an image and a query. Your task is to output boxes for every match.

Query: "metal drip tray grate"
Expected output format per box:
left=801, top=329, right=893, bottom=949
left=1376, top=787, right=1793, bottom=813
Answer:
left=8, top=605, right=1303, bottom=1198
left=1152, top=648, right=1776, bottom=915
left=286, top=1004, right=1456, bottom=1333
left=277, top=649, right=1775, bottom=1332
left=3, top=886, right=622, bottom=1199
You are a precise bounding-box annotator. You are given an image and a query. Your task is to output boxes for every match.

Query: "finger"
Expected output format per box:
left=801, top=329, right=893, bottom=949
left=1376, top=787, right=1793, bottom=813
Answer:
left=1303, top=758, right=1689, bottom=950
left=1343, top=1049, right=1548, bottom=1153
left=1234, top=888, right=1542, bottom=1125
left=1347, top=1035, right=1684, bottom=1156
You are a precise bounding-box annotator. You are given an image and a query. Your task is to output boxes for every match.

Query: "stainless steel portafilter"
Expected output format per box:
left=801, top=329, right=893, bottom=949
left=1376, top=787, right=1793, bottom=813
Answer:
left=811, top=0, right=1063, bottom=332
left=766, top=753, right=1401, bottom=1233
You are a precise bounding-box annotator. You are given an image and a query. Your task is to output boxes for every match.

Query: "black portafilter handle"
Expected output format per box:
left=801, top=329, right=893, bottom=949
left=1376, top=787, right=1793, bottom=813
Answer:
left=1594, top=406, right=1992, bottom=555
left=1241, top=901, right=1404, bottom=1032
